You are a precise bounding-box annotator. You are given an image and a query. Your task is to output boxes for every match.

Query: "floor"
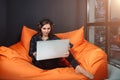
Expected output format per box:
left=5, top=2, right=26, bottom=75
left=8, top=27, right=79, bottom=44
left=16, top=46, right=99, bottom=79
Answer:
left=107, top=64, right=120, bottom=80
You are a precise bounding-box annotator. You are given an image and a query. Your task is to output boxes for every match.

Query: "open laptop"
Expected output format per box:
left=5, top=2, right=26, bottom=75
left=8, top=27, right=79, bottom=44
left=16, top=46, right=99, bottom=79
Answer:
left=36, top=39, right=70, bottom=61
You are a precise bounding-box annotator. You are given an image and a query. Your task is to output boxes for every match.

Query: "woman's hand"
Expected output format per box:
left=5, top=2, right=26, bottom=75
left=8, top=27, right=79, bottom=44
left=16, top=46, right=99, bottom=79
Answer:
left=75, top=65, right=94, bottom=79
left=33, top=52, right=37, bottom=57
left=64, top=51, right=70, bottom=57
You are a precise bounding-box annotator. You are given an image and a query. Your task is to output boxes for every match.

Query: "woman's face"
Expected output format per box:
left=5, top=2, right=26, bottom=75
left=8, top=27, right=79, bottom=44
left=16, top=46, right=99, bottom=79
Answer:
left=41, top=24, right=51, bottom=37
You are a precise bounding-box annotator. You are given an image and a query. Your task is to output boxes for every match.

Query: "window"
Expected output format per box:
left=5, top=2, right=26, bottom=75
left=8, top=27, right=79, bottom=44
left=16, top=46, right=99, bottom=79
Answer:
left=87, top=0, right=120, bottom=68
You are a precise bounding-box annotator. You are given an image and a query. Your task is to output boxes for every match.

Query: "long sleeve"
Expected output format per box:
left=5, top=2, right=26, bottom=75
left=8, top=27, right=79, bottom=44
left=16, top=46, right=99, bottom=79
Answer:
left=29, top=35, right=37, bottom=58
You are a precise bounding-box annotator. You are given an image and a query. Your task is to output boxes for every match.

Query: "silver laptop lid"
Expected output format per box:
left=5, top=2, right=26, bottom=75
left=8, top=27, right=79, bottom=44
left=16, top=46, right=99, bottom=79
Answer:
left=36, top=39, right=70, bottom=60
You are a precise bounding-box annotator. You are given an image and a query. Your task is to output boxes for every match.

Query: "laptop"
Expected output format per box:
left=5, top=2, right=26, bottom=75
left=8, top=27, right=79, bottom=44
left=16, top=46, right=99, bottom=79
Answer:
left=36, top=39, right=70, bottom=61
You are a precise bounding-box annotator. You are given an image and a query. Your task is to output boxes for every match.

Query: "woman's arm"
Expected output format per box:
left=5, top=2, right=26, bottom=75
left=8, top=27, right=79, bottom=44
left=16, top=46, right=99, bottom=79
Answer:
left=29, top=35, right=37, bottom=58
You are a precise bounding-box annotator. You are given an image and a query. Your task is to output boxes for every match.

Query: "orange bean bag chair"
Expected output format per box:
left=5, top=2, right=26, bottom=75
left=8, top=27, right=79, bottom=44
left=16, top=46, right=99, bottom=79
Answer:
left=0, top=26, right=108, bottom=80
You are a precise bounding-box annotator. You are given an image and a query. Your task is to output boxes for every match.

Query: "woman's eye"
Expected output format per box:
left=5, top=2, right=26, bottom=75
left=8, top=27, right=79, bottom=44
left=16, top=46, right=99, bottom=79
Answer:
left=42, top=27, right=51, bottom=30
left=47, top=28, right=50, bottom=30
left=43, top=28, right=46, bottom=30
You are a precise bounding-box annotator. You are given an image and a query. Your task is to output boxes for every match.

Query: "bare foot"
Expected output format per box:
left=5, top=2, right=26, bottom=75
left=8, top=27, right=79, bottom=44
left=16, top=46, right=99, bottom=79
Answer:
left=75, top=65, right=94, bottom=79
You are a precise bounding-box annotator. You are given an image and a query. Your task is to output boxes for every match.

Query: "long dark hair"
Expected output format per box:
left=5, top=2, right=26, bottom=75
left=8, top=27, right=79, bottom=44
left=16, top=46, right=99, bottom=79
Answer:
left=36, top=19, right=54, bottom=38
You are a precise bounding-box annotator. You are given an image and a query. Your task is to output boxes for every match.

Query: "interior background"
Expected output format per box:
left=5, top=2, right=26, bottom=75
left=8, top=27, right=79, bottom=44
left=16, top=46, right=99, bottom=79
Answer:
left=0, top=0, right=86, bottom=46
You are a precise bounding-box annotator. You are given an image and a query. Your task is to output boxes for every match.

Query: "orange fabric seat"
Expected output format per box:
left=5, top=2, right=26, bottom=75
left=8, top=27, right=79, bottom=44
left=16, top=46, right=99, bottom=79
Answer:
left=0, top=26, right=108, bottom=80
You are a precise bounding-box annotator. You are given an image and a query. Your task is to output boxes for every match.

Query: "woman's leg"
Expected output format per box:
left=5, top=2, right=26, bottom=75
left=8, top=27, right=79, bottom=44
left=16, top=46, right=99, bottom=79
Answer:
left=66, top=52, right=94, bottom=79
left=75, top=65, right=94, bottom=79
left=65, top=52, right=78, bottom=68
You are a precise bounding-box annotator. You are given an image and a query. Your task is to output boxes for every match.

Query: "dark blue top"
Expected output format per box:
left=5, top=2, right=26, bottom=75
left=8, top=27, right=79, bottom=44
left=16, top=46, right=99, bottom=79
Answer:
left=29, top=33, right=78, bottom=69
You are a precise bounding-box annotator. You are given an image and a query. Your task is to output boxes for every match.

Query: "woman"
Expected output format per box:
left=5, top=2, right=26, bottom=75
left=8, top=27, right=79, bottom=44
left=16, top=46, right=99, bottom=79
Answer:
left=29, top=19, right=94, bottom=79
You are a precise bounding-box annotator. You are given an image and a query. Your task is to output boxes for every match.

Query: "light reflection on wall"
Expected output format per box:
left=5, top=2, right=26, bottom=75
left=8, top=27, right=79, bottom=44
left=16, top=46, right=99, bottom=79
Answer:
left=111, top=0, right=120, bottom=20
